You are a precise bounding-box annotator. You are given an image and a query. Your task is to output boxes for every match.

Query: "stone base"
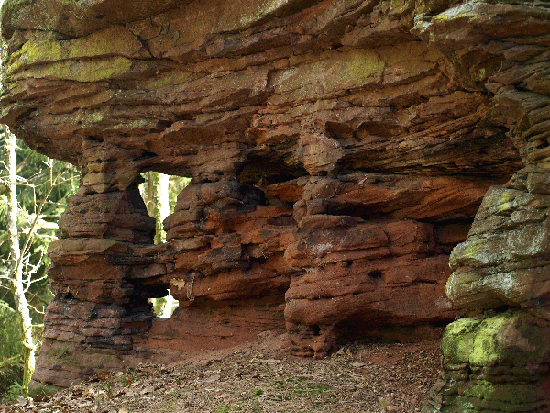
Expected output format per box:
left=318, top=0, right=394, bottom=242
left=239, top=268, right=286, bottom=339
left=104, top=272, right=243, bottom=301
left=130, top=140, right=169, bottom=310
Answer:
left=424, top=310, right=550, bottom=413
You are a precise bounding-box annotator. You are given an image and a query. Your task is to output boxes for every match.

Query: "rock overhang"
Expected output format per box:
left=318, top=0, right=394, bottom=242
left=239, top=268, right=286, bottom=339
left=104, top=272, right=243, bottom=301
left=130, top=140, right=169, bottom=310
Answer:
left=0, top=0, right=525, bottom=179
left=2, top=0, right=550, bottom=411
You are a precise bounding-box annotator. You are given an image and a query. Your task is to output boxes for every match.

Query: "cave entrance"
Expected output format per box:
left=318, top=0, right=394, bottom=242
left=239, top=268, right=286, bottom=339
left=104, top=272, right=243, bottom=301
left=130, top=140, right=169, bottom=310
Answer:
left=138, top=171, right=191, bottom=318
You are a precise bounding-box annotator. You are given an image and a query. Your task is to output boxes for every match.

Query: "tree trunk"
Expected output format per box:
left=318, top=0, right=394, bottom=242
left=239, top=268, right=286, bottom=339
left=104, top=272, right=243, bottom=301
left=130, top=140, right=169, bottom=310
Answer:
left=151, top=172, right=170, bottom=245
left=5, top=130, right=36, bottom=396
left=147, top=172, right=173, bottom=316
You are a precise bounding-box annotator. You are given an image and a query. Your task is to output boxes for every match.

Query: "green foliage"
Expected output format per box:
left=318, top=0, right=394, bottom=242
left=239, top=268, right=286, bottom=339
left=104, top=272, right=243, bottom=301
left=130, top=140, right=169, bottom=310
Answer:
left=0, top=129, right=80, bottom=396
left=2, top=382, right=24, bottom=403
left=152, top=296, right=168, bottom=316
left=0, top=356, right=23, bottom=402
left=168, top=175, right=191, bottom=213
left=0, top=300, right=23, bottom=360
left=0, top=132, right=80, bottom=318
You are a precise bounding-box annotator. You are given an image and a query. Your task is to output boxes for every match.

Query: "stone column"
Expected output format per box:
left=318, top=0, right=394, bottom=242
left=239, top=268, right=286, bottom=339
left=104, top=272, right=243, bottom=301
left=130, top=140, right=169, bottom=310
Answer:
left=33, top=139, right=158, bottom=387
left=284, top=173, right=466, bottom=359
left=426, top=170, right=550, bottom=412
left=418, top=2, right=550, bottom=411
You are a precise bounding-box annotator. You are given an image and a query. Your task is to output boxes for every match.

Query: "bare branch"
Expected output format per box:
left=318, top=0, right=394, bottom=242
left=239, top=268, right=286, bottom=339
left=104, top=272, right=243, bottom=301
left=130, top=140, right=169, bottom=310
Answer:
left=24, top=171, right=48, bottom=185
left=17, top=162, right=57, bottom=273
left=29, top=304, right=46, bottom=315
left=0, top=277, right=16, bottom=291
left=15, top=152, right=34, bottom=174
left=22, top=251, right=39, bottom=289
left=29, top=273, right=49, bottom=286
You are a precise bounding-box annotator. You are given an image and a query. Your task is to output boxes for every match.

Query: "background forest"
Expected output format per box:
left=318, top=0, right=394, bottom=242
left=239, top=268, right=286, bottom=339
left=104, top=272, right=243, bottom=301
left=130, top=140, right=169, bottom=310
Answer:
left=1, top=128, right=79, bottom=402
left=0, top=127, right=188, bottom=402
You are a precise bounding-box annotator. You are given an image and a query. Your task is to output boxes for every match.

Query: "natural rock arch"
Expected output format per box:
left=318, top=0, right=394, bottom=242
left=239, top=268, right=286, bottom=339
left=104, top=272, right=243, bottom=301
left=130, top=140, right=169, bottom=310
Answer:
left=1, top=0, right=549, bottom=410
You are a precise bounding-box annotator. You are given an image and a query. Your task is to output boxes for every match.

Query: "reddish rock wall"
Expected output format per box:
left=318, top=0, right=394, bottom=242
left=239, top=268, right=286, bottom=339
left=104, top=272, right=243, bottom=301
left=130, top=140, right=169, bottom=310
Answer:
left=1, top=0, right=549, bottom=410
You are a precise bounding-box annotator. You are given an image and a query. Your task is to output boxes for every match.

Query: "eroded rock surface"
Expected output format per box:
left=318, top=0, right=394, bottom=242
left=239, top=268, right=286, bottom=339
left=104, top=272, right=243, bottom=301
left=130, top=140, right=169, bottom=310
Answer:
left=1, top=0, right=548, bottom=410
left=415, top=3, right=550, bottom=412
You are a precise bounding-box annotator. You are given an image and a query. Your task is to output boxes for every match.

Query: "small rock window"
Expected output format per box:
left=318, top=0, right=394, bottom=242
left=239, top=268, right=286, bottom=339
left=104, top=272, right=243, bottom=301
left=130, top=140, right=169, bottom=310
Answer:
left=138, top=171, right=191, bottom=318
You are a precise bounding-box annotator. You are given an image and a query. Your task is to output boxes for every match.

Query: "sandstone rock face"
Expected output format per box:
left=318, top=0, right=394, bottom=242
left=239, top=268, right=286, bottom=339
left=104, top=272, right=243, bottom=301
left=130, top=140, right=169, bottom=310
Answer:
left=413, top=3, right=550, bottom=412
left=1, top=0, right=548, bottom=410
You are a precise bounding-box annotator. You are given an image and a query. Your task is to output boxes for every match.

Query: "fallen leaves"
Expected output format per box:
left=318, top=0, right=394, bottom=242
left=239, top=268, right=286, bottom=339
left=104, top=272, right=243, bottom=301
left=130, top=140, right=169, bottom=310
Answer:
left=26, top=336, right=441, bottom=413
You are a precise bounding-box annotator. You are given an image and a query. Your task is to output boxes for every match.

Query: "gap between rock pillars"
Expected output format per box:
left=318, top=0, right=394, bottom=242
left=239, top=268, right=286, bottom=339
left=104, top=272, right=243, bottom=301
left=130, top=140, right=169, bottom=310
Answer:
left=137, top=171, right=190, bottom=318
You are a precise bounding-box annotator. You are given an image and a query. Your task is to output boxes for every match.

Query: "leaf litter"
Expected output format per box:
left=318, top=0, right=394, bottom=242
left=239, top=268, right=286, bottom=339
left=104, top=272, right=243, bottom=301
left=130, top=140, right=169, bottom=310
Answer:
left=6, top=331, right=441, bottom=413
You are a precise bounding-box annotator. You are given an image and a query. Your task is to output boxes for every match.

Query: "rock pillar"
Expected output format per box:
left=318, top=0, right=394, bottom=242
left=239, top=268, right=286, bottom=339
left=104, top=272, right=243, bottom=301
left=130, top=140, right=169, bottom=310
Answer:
left=34, top=139, right=160, bottom=387
left=425, top=175, right=550, bottom=413
left=284, top=173, right=476, bottom=358
left=419, top=2, right=550, bottom=411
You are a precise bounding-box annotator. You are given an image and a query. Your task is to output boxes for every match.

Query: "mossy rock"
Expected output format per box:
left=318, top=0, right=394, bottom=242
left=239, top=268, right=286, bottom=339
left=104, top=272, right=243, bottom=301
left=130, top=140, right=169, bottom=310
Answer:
left=442, top=311, right=550, bottom=368
left=429, top=310, right=550, bottom=412
left=28, top=382, right=63, bottom=401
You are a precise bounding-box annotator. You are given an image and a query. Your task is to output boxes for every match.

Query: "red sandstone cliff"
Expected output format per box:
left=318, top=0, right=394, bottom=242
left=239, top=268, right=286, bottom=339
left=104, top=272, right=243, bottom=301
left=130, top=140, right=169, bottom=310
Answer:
left=1, top=0, right=549, bottom=411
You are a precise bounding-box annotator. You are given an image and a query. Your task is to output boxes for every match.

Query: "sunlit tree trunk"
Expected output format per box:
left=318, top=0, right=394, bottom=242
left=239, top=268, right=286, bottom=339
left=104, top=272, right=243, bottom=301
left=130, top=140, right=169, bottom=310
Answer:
left=151, top=172, right=170, bottom=245
left=4, top=130, right=36, bottom=396
left=145, top=171, right=174, bottom=317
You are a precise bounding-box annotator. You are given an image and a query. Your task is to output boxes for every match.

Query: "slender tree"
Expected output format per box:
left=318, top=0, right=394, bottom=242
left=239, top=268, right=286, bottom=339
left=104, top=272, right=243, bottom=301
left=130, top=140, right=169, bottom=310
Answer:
left=150, top=172, right=170, bottom=245
left=2, top=129, right=36, bottom=395
left=0, top=128, right=79, bottom=396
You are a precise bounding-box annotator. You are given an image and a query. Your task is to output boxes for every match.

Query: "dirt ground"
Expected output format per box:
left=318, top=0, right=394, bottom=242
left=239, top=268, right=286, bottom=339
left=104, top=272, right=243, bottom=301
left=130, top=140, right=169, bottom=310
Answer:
left=7, top=331, right=441, bottom=413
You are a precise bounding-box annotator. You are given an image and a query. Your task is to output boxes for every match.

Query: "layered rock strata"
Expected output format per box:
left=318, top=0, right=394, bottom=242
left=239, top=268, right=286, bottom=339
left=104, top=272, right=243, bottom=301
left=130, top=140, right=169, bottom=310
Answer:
left=34, top=139, right=166, bottom=386
left=415, top=3, right=550, bottom=412
left=0, top=0, right=547, bottom=410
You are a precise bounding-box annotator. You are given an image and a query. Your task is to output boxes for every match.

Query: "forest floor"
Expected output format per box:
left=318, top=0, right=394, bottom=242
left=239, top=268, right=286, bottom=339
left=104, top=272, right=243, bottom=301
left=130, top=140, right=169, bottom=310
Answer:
left=4, top=331, right=441, bottom=413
